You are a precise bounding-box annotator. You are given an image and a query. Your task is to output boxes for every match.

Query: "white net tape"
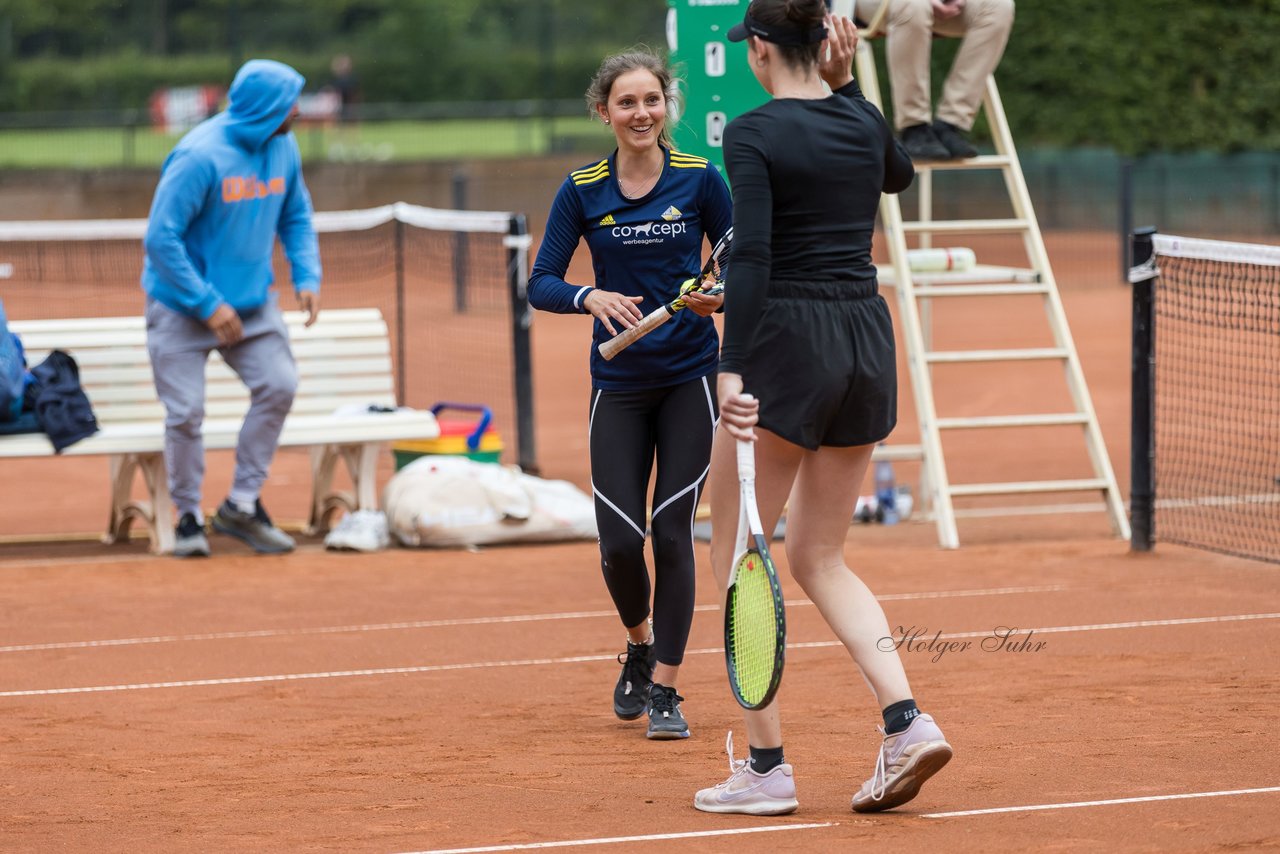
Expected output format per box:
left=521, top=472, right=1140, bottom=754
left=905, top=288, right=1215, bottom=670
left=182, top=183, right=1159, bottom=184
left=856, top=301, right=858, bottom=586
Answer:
left=1153, top=234, right=1280, bottom=268
left=0, top=202, right=514, bottom=241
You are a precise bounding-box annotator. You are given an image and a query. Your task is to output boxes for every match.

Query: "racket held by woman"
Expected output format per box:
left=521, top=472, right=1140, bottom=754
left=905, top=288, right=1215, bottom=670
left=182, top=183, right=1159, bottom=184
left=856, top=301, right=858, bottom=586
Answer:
left=724, top=434, right=786, bottom=710
left=598, top=226, right=733, bottom=361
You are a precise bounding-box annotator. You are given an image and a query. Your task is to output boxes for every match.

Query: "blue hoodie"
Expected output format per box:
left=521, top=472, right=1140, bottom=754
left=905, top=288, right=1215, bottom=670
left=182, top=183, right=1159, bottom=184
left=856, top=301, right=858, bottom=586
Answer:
left=142, top=59, right=321, bottom=320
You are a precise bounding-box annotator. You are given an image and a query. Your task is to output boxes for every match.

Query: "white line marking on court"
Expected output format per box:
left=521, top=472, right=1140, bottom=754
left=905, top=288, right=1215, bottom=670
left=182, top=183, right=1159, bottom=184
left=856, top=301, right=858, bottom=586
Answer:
left=0, top=655, right=619, bottom=697
left=2, top=611, right=1277, bottom=699
left=0, top=584, right=1065, bottom=654
left=398, top=822, right=838, bottom=854
left=0, top=553, right=162, bottom=570
left=773, top=611, right=1280, bottom=653
left=923, top=786, right=1280, bottom=818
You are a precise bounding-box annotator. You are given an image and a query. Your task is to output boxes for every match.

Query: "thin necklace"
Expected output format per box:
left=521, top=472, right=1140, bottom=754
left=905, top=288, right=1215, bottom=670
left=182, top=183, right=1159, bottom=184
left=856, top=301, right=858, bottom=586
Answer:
left=618, top=155, right=663, bottom=199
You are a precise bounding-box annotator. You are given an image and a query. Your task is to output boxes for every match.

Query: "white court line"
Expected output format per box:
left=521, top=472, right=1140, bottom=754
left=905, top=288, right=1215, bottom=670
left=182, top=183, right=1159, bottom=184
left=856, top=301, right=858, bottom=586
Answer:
left=399, top=823, right=837, bottom=854
left=0, top=584, right=1065, bottom=654
left=781, top=611, right=1280, bottom=649
left=923, top=786, right=1280, bottom=818
left=0, top=654, right=618, bottom=697
left=0, top=553, right=162, bottom=571
left=2, top=611, right=1277, bottom=699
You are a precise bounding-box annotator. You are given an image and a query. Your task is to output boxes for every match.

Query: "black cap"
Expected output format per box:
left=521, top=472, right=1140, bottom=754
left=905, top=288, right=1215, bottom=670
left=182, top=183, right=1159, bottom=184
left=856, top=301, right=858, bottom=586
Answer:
left=727, top=12, right=828, bottom=46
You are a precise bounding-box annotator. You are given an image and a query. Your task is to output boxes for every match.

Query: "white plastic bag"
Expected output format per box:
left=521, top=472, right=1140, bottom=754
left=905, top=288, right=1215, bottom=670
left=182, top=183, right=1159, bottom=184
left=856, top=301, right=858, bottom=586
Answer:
left=384, top=456, right=598, bottom=547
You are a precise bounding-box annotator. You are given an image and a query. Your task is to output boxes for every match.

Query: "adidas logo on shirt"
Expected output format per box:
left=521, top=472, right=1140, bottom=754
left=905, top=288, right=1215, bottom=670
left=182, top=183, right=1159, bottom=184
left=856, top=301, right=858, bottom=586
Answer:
left=599, top=214, right=616, bottom=226
left=661, top=206, right=683, bottom=222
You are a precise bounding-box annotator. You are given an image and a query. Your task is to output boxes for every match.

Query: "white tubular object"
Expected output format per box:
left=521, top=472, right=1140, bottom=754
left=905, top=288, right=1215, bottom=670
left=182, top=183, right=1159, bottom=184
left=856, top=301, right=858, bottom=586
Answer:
left=906, top=247, right=977, bottom=273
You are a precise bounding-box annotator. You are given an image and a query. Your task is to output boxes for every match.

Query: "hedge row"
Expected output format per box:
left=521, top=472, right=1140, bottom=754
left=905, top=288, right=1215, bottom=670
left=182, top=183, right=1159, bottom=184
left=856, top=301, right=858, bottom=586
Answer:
left=2, top=0, right=1276, bottom=154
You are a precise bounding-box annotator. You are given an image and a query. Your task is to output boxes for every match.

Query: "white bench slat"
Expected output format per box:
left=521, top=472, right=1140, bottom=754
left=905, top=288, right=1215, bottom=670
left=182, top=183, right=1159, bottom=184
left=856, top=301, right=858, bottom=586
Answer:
left=92, top=394, right=400, bottom=424
left=39, top=338, right=393, bottom=369
left=9, top=307, right=384, bottom=335
left=76, top=358, right=396, bottom=386
left=16, top=320, right=394, bottom=353
left=84, top=374, right=395, bottom=405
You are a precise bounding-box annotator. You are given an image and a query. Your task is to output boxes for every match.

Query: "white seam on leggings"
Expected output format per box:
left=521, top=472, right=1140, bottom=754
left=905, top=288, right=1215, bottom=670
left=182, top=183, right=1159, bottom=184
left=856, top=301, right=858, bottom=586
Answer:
left=588, top=388, right=646, bottom=539
left=653, top=375, right=716, bottom=520
left=652, top=464, right=709, bottom=520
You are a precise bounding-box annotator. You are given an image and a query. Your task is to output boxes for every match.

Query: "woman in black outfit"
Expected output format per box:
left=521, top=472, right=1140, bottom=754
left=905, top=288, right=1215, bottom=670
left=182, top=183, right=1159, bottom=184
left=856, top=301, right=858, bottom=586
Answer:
left=694, top=2, right=952, bottom=816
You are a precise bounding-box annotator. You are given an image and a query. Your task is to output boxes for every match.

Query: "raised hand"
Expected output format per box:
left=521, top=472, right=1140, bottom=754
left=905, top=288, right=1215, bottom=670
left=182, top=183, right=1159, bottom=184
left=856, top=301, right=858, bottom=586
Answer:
left=819, top=13, right=859, bottom=91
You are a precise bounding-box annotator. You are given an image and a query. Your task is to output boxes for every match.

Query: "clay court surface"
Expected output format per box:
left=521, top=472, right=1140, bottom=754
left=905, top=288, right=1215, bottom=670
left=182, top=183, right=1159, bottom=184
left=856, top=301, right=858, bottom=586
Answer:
left=2, top=232, right=1279, bottom=851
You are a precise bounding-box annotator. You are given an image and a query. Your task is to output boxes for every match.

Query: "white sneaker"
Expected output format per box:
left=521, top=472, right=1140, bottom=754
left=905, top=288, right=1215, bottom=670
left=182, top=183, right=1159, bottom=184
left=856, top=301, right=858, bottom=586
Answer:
left=850, top=713, right=952, bottom=812
left=694, top=732, right=798, bottom=816
left=324, top=509, right=391, bottom=552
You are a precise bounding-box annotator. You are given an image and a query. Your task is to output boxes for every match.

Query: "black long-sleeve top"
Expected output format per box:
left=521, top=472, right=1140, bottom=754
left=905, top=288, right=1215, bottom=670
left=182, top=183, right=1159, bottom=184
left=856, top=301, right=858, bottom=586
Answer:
left=719, top=79, right=914, bottom=374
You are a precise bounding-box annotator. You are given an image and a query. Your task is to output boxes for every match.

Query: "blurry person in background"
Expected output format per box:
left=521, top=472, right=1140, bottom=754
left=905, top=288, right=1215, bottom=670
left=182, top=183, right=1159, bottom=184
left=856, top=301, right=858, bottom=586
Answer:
left=141, top=59, right=321, bottom=558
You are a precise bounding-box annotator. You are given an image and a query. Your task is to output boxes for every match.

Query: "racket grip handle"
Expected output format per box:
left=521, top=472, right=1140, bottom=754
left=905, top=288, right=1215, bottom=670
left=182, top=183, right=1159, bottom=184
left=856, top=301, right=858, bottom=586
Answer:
left=598, top=305, right=673, bottom=360
left=736, top=436, right=755, bottom=480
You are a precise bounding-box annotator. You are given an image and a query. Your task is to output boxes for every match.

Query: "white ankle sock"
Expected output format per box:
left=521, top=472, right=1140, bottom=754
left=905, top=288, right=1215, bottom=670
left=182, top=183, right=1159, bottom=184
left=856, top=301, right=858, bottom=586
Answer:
left=230, top=497, right=257, bottom=515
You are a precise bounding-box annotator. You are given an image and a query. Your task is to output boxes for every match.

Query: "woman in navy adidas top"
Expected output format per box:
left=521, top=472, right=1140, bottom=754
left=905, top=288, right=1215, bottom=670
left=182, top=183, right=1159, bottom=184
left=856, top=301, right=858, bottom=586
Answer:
left=530, top=49, right=732, bottom=741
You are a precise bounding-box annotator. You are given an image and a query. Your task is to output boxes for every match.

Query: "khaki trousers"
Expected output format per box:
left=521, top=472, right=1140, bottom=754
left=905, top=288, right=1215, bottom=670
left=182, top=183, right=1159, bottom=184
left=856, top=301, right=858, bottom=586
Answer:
left=855, top=0, right=1015, bottom=131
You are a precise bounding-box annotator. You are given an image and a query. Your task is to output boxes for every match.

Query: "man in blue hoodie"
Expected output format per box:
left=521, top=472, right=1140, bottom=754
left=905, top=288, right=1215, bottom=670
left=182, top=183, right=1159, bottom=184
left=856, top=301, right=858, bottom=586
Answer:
left=142, top=59, right=322, bottom=558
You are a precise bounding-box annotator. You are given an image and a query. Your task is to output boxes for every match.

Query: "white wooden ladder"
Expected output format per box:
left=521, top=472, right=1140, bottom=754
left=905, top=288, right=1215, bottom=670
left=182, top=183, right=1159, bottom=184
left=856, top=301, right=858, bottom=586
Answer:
left=853, top=34, right=1130, bottom=549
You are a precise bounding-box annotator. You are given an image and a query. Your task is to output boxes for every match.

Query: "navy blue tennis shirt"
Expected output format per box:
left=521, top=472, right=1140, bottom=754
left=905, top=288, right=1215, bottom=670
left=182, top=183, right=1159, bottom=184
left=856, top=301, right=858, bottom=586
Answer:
left=529, top=146, right=732, bottom=390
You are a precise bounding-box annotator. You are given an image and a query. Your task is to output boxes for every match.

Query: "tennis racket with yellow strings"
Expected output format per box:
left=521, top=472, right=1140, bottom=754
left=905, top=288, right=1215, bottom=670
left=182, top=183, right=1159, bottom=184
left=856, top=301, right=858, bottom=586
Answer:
left=598, top=226, right=733, bottom=361
left=724, top=432, right=786, bottom=710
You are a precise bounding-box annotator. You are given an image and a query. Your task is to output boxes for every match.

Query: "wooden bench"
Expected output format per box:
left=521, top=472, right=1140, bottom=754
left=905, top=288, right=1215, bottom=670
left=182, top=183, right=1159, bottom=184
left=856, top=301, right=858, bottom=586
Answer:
left=3, top=307, right=439, bottom=554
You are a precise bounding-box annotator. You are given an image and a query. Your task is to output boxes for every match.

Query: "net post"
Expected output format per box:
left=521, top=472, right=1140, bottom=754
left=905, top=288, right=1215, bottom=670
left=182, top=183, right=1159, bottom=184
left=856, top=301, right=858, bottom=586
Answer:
left=394, top=215, right=407, bottom=406
left=452, top=169, right=469, bottom=313
left=508, top=213, right=538, bottom=474
left=1129, top=226, right=1158, bottom=552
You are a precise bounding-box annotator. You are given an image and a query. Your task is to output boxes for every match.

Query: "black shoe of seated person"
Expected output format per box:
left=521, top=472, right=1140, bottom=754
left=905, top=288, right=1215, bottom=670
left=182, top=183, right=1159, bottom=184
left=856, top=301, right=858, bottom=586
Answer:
left=899, top=123, right=952, bottom=161
left=932, top=120, right=979, bottom=159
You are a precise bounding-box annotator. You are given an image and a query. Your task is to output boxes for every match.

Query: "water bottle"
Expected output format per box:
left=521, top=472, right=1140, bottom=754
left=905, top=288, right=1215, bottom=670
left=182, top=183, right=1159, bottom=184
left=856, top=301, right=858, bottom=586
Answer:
left=874, top=457, right=898, bottom=525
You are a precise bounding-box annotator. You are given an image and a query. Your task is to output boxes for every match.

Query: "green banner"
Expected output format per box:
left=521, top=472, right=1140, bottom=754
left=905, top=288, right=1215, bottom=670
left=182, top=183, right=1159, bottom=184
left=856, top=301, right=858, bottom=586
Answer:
left=666, top=0, right=768, bottom=180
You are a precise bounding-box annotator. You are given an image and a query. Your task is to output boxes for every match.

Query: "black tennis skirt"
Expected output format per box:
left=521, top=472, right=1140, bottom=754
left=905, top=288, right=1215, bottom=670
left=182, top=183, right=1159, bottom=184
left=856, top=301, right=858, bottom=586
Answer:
left=739, top=278, right=896, bottom=450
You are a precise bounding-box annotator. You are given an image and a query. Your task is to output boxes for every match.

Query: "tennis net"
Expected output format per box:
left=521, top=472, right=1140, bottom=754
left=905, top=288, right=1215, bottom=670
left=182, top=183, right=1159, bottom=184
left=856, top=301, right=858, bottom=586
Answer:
left=1130, top=231, right=1280, bottom=563
left=0, top=203, right=537, bottom=471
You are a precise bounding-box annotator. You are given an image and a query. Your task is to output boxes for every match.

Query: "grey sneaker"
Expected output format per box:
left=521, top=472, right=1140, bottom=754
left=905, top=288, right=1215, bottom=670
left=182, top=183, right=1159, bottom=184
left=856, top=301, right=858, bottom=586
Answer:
left=694, top=731, right=798, bottom=815
left=613, top=639, right=656, bottom=720
left=212, top=499, right=295, bottom=554
left=173, top=512, right=210, bottom=558
left=645, top=683, right=689, bottom=740
left=851, top=713, right=952, bottom=812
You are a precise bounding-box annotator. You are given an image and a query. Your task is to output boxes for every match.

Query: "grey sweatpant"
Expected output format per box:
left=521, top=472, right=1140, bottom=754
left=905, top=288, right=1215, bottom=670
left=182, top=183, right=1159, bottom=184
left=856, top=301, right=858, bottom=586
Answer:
left=145, top=293, right=298, bottom=517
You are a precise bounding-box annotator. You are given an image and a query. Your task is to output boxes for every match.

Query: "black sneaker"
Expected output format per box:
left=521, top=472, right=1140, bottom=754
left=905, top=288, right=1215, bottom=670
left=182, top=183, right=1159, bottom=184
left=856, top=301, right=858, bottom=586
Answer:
left=899, top=123, right=951, bottom=161
left=211, top=499, right=295, bottom=554
left=932, top=120, right=979, bottom=159
left=173, top=512, right=210, bottom=558
left=646, top=683, right=690, bottom=740
left=613, top=640, right=656, bottom=720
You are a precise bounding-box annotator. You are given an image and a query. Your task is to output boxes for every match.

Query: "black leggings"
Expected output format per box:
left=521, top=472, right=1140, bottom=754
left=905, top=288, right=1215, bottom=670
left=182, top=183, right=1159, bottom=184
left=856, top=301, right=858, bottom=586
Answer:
left=588, top=373, right=717, bottom=667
